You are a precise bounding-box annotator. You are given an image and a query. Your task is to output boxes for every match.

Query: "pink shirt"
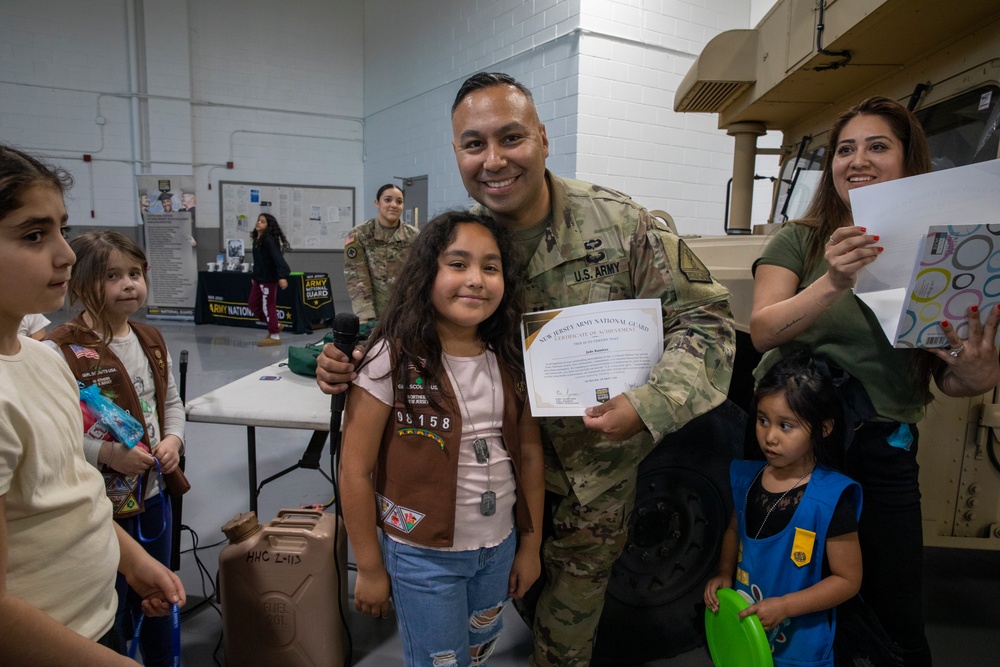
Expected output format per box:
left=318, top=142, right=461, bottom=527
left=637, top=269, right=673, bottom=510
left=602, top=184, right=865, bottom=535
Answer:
left=356, top=342, right=516, bottom=551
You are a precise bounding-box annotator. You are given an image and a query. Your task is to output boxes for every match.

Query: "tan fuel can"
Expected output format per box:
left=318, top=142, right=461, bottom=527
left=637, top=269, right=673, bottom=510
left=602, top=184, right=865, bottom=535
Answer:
left=219, top=509, right=348, bottom=666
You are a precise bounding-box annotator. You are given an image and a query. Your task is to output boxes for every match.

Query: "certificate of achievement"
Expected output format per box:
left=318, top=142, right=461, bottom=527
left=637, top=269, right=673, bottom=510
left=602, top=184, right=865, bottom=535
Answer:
left=520, top=299, right=664, bottom=416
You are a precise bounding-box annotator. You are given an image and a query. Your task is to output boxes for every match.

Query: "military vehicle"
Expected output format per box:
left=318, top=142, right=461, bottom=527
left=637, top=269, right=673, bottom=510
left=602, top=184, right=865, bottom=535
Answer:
left=593, top=2, right=1000, bottom=663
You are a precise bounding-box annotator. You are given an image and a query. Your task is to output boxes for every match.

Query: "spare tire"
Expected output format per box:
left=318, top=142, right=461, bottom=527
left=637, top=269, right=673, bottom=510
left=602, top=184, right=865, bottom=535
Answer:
left=592, top=399, right=746, bottom=666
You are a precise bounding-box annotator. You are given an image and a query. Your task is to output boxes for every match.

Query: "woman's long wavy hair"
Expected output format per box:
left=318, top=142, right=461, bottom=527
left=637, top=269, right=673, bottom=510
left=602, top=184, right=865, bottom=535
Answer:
left=251, top=212, right=291, bottom=252
left=794, top=96, right=940, bottom=386
left=362, top=210, right=525, bottom=408
left=68, top=230, right=148, bottom=350
left=798, top=96, right=931, bottom=271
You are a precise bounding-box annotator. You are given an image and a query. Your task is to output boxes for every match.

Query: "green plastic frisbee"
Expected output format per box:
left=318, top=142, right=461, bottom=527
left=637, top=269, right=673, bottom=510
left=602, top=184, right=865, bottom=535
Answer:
left=704, top=588, right=773, bottom=667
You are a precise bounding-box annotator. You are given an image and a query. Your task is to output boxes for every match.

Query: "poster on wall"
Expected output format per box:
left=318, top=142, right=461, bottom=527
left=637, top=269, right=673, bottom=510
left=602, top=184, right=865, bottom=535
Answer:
left=219, top=180, right=355, bottom=252
left=137, top=176, right=198, bottom=319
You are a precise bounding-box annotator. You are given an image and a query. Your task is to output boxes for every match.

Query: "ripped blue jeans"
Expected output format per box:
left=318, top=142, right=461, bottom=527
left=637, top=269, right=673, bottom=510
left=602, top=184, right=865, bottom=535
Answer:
left=382, top=529, right=514, bottom=666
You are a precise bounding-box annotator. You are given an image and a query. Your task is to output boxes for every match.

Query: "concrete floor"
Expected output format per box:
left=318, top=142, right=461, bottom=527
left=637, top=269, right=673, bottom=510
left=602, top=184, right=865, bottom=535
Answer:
left=64, top=307, right=1000, bottom=666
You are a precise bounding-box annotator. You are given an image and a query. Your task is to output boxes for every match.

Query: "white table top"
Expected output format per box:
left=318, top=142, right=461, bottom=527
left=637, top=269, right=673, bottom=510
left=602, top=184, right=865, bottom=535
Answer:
left=185, top=359, right=333, bottom=431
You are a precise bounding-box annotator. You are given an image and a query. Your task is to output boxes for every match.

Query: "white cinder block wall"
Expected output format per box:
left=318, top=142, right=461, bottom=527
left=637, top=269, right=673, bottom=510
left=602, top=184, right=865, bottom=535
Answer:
left=576, top=0, right=757, bottom=234
left=188, top=0, right=364, bottom=231
left=2, top=0, right=776, bottom=278
left=2, top=1, right=151, bottom=228
left=1, top=0, right=364, bottom=296
left=361, top=0, right=584, bottom=222
left=362, top=0, right=777, bottom=236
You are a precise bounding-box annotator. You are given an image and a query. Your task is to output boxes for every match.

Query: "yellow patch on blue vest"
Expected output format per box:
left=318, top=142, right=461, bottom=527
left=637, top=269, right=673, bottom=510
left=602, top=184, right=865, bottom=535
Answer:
left=791, top=527, right=816, bottom=567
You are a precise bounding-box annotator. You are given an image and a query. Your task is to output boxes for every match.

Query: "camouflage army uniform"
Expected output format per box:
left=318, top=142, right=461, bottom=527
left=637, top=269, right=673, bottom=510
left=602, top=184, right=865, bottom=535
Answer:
left=343, top=218, right=419, bottom=334
left=476, top=173, right=735, bottom=667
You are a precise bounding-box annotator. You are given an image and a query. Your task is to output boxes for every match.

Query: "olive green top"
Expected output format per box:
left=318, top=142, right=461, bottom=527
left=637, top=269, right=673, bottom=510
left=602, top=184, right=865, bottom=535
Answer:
left=753, top=222, right=931, bottom=423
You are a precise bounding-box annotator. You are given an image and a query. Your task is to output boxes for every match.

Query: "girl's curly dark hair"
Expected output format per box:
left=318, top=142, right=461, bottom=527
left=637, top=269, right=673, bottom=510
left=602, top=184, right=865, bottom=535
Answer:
left=251, top=213, right=291, bottom=252
left=363, top=210, right=525, bottom=406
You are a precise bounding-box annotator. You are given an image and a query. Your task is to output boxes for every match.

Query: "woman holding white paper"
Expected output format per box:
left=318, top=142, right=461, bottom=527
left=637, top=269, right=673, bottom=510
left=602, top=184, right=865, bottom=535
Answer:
left=749, top=96, right=1000, bottom=667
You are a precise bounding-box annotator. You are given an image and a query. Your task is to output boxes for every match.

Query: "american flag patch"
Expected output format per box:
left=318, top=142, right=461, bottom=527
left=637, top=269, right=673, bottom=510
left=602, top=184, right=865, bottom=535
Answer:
left=344, top=234, right=355, bottom=245
left=70, top=345, right=100, bottom=360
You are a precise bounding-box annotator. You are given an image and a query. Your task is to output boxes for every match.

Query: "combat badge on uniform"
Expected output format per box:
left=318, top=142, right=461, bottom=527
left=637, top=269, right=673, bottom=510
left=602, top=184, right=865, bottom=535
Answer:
left=345, top=233, right=357, bottom=259
left=677, top=239, right=713, bottom=283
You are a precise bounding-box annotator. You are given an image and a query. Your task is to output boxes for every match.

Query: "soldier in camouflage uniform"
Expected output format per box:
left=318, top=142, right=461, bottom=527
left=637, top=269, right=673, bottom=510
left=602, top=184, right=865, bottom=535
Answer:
left=319, top=73, right=735, bottom=666
left=452, top=73, right=735, bottom=666
left=343, top=183, right=419, bottom=336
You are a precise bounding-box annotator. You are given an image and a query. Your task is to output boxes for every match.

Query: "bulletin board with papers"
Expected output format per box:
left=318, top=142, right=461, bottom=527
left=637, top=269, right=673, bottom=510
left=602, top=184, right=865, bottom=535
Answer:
left=219, top=181, right=355, bottom=252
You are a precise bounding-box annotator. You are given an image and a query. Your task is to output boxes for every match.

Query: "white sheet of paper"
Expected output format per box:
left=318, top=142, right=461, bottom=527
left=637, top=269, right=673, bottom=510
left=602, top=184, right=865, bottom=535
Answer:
left=520, top=299, right=664, bottom=417
left=850, top=159, right=1000, bottom=339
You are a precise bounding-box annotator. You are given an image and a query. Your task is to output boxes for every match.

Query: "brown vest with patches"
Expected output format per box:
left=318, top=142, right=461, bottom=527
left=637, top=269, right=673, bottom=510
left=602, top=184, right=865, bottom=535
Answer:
left=47, top=316, right=169, bottom=518
left=375, top=354, right=533, bottom=548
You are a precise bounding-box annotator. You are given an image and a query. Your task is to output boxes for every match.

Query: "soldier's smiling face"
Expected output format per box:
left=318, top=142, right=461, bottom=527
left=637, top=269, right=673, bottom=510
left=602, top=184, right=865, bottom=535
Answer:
left=451, top=85, right=550, bottom=230
left=375, top=187, right=404, bottom=226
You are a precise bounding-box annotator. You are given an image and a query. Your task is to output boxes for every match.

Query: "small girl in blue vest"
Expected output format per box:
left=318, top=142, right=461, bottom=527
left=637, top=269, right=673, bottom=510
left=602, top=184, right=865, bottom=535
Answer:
left=340, top=210, right=544, bottom=666
left=46, top=231, right=185, bottom=666
left=705, top=353, right=862, bottom=667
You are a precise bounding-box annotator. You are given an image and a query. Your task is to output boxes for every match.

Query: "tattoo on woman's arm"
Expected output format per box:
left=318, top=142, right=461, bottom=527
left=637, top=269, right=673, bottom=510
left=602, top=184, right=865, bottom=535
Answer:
left=778, top=315, right=806, bottom=334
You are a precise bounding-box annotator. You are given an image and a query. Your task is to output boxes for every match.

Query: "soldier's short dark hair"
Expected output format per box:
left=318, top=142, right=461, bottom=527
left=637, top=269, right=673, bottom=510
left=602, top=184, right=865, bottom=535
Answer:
left=452, top=72, right=534, bottom=114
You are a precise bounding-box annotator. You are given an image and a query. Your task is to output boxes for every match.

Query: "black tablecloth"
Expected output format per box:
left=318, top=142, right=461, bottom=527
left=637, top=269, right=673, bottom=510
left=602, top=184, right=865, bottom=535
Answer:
left=194, top=272, right=334, bottom=334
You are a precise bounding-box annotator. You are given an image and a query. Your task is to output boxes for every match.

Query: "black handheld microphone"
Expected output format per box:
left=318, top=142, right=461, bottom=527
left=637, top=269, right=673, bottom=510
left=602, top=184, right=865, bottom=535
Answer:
left=329, top=312, right=360, bottom=416
left=179, top=350, right=189, bottom=406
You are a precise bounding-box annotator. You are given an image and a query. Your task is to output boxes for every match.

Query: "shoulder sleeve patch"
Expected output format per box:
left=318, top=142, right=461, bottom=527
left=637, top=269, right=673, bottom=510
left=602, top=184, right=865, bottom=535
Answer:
left=677, top=239, right=713, bottom=283
left=346, top=246, right=358, bottom=259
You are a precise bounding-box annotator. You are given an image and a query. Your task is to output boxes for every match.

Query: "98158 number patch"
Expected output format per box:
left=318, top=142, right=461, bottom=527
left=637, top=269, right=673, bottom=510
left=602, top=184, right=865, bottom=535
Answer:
left=396, top=411, right=451, bottom=431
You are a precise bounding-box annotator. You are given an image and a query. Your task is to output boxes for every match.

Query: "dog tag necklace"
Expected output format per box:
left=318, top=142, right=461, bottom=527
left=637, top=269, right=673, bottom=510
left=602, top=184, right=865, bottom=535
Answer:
left=444, top=343, right=496, bottom=516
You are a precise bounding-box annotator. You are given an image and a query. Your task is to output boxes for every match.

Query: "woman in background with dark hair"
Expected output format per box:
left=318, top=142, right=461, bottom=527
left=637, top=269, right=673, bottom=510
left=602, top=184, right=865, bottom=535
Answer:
left=750, top=96, right=1000, bottom=666
left=249, top=212, right=291, bottom=347
left=343, top=183, right=419, bottom=337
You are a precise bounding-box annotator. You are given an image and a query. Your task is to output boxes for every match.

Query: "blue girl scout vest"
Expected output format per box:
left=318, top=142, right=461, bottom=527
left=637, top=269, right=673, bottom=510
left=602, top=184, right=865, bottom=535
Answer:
left=731, top=460, right=862, bottom=667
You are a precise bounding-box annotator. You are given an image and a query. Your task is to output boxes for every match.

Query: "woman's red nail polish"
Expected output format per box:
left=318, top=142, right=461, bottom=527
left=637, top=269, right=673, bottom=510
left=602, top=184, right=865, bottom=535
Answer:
left=971, top=305, right=979, bottom=313
left=877, top=246, right=884, bottom=252
left=941, top=320, right=950, bottom=329
left=873, top=235, right=880, bottom=242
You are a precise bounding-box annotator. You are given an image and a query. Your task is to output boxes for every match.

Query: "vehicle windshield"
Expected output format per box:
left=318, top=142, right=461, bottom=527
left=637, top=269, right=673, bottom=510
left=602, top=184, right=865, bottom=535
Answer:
left=774, top=84, right=1000, bottom=224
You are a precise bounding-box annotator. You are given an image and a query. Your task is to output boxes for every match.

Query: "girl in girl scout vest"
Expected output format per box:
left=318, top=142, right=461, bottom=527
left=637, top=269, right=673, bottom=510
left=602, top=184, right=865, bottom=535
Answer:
left=705, top=354, right=863, bottom=667
left=47, top=230, right=185, bottom=666
left=340, top=211, right=544, bottom=666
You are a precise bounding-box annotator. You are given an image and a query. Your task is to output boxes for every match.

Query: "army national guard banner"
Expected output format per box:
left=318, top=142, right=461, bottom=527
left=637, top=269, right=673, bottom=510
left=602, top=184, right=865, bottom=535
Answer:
left=195, top=272, right=333, bottom=334
left=137, top=175, right=198, bottom=319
